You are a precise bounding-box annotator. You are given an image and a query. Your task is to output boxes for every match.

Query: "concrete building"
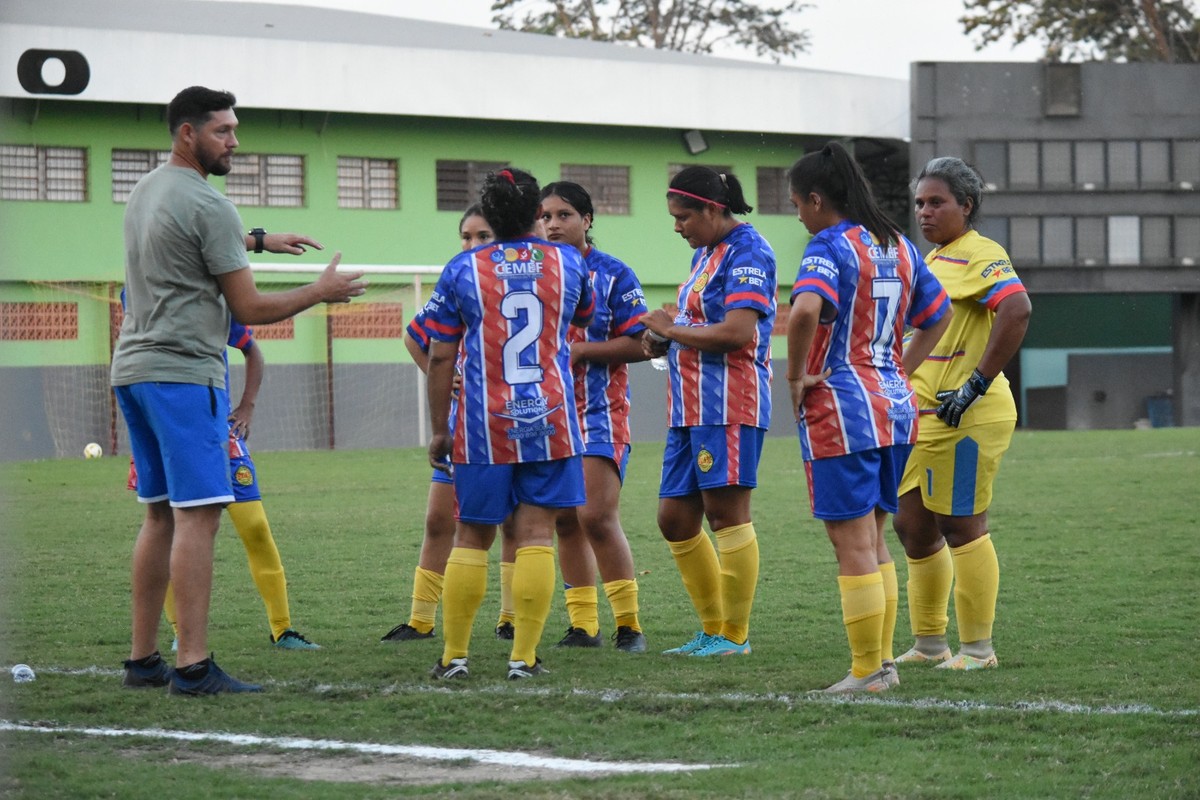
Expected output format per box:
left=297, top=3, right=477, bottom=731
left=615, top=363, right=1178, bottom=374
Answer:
left=911, top=61, right=1200, bottom=429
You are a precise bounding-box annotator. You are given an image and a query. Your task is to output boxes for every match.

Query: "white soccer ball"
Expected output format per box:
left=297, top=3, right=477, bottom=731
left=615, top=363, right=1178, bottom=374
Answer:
left=83, top=442, right=103, bottom=459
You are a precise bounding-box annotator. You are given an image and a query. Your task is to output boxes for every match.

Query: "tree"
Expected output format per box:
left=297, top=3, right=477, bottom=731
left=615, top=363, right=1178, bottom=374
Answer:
left=490, top=0, right=812, bottom=63
left=961, top=0, right=1199, bottom=63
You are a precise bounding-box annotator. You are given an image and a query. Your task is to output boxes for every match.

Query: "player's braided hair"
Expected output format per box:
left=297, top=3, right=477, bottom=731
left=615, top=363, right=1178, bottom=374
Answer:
left=480, top=167, right=541, bottom=240
left=539, top=181, right=595, bottom=246
left=788, top=142, right=899, bottom=246
left=667, top=166, right=753, bottom=215
left=168, top=86, right=236, bottom=136
left=914, top=157, right=985, bottom=225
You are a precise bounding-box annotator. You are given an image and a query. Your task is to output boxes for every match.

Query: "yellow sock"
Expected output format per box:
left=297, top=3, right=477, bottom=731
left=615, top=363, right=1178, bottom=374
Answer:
left=839, top=572, right=885, bottom=678
left=228, top=501, right=291, bottom=640
left=163, top=583, right=178, bottom=640
left=879, top=561, right=898, bottom=663
left=440, top=547, right=488, bottom=664
left=950, top=534, right=999, bottom=644
left=497, top=560, right=515, bottom=626
left=510, top=546, right=555, bottom=665
left=906, top=544, right=953, bottom=637
left=667, top=532, right=723, bottom=636
left=409, top=566, right=443, bottom=634
left=715, top=522, right=759, bottom=645
left=564, top=585, right=600, bottom=636
left=603, top=579, right=640, bottom=632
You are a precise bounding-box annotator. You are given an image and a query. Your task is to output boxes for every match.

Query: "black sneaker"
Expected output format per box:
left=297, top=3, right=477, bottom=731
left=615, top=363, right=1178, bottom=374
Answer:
left=122, top=652, right=170, bottom=688
left=430, top=657, right=469, bottom=680
left=381, top=623, right=435, bottom=642
left=554, top=626, right=602, bottom=648
left=167, top=655, right=263, bottom=696
left=494, top=621, right=514, bottom=640
left=612, top=626, right=648, bottom=653
left=507, top=658, right=549, bottom=680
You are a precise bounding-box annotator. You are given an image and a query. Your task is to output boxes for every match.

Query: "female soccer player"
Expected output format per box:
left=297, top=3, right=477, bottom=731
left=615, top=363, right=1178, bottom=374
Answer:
left=381, top=205, right=523, bottom=642
left=639, top=166, right=775, bottom=658
left=892, top=156, right=1031, bottom=671
left=539, top=181, right=648, bottom=653
left=425, top=168, right=594, bottom=680
left=787, top=142, right=951, bottom=693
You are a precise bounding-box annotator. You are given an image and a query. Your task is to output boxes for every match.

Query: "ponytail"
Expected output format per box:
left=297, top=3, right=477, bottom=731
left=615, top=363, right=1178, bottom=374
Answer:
left=788, top=142, right=898, bottom=245
left=480, top=167, right=540, bottom=240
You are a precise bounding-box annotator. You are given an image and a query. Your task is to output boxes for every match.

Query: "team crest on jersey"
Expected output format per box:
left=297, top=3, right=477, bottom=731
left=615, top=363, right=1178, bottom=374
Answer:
left=234, top=465, right=254, bottom=486
left=692, top=272, right=710, bottom=293
left=696, top=448, right=714, bottom=472
left=532, top=248, right=545, bottom=261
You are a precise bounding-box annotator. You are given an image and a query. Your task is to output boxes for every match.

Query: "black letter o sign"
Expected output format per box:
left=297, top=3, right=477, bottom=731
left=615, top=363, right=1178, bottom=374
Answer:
left=18, top=50, right=90, bottom=95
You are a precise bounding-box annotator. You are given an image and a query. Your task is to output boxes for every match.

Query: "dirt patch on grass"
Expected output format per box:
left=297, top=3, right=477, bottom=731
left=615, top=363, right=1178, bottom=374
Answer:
left=149, top=748, right=616, bottom=786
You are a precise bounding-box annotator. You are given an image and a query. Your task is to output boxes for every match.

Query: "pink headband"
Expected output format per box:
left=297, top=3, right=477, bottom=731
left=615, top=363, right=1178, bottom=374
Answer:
left=668, top=187, right=726, bottom=208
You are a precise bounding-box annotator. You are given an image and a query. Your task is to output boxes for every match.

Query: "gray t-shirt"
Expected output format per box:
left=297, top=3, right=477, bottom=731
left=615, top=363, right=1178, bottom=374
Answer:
left=111, top=164, right=248, bottom=388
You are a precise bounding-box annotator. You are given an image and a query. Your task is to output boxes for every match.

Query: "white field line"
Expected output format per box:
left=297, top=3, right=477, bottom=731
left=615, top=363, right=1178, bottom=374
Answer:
left=0, top=720, right=715, bottom=775
left=18, top=665, right=1200, bottom=718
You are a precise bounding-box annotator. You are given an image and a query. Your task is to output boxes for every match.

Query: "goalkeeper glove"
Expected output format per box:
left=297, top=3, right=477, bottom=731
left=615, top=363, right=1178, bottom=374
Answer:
left=934, top=369, right=993, bottom=428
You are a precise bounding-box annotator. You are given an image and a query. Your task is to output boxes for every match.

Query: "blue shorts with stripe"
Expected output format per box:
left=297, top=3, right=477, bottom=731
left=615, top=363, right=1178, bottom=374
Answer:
left=115, top=382, right=234, bottom=508
left=659, top=425, right=764, bottom=498
left=804, top=444, right=912, bottom=521
left=452, top=457, right=585, bottom=524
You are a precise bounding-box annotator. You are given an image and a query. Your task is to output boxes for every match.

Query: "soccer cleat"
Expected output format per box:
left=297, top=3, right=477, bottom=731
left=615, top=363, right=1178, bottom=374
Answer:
left=380, top=623, right=435, bottom=642
left=429, top=657, right=470, bottom=680
left=881, top=660, right=901, bottom=688
left=122, top=653, right=171, bottom=689
left=662, top=631, right=718, bottom=655
left=894, top=645, right=953, bottom=665
left=495, top=621, right=515, bottom=640
left=555, top=626, right=603, bottom=648
left=507, top=658, right=549, bottom=680
left=689, top=634, right=751, bottom=657
left=612, top=626, right=647, bottom=653
left=271, top=629, right=321, bottom=650
left=168, top=656, right=263, bottom=696
left=936, top=652, right=998, bottom=670
left=816, top=665, right=893, bottom=694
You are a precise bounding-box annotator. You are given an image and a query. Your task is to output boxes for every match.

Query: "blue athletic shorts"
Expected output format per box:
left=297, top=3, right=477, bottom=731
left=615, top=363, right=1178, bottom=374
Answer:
left=453, top=457, right=585, bottom=524
left=659, top=425, right=765, bottom=498
left=227, top=428, right=262, bottom=503
left=582, top=441, right=630, bottom=484
left=804, top=444, right=913, bottom=521
left=115, top=382, right=234, bottom=507
left=430, top=468, right=454, bottom=486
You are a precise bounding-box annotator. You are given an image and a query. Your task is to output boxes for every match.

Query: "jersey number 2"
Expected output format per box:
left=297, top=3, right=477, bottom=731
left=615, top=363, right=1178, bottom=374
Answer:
left=500, top=292, right=545, bottom=385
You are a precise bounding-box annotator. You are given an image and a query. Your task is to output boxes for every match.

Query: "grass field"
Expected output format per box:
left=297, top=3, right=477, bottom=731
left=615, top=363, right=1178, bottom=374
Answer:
left=1, top=428, right=1198, bottom=798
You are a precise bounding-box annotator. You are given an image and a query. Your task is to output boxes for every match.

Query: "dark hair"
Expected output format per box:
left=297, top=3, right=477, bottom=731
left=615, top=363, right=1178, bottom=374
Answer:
left=539, top=181, right=595, bottom=245
left=788, top=142, right=898, bottom=245
left=167, top=86, right=236, bottom=136
left=667, top=166, right=752, bottom=215
left=480, top=167, right=540, bottom=240
left=459, top=203, right=486, bottom=231
left=913, top=157, right=985, bottom=225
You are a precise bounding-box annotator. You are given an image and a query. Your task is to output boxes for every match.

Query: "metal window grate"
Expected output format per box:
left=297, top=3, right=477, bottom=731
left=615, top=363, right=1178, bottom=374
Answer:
left=112, top=149, right=169, bottom=202
left=560, top=164, right=631, bottom=215
left=755, top=166, right=791, bottom=215
left=0, top=301, right=79, bottom=340
left=227, top=153, right=305, bottom=207
left=0, top=145, right=87, bottom=202
left=337, top=157, right=398, bottom=210
left=436, top=160, right=506, bottom=211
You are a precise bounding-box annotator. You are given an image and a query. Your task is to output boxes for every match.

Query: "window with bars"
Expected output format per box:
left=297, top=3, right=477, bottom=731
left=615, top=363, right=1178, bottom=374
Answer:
left=0, top=145, right=87, bottom=201
left=559, top=164, right=631, bottom=215
left=112, top=149, right=169, bottom=202
left=978, top=215, right=1195, bottom=267
left=337, top=156, right=398, bottom=210
left=226, top=153, right=305, bottom=207
left=755, top=166, right=792, bottom=215
left=436, top=160, right=507, bottom=211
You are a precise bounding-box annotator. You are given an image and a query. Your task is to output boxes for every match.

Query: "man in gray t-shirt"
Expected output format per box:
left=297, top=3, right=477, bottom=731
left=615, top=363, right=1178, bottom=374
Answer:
left=114, top=86, right=365, bottom=696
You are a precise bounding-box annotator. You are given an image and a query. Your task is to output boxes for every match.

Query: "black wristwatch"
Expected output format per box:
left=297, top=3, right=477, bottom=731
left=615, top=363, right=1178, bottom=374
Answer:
left=249, top=227, right=266, bottom=254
